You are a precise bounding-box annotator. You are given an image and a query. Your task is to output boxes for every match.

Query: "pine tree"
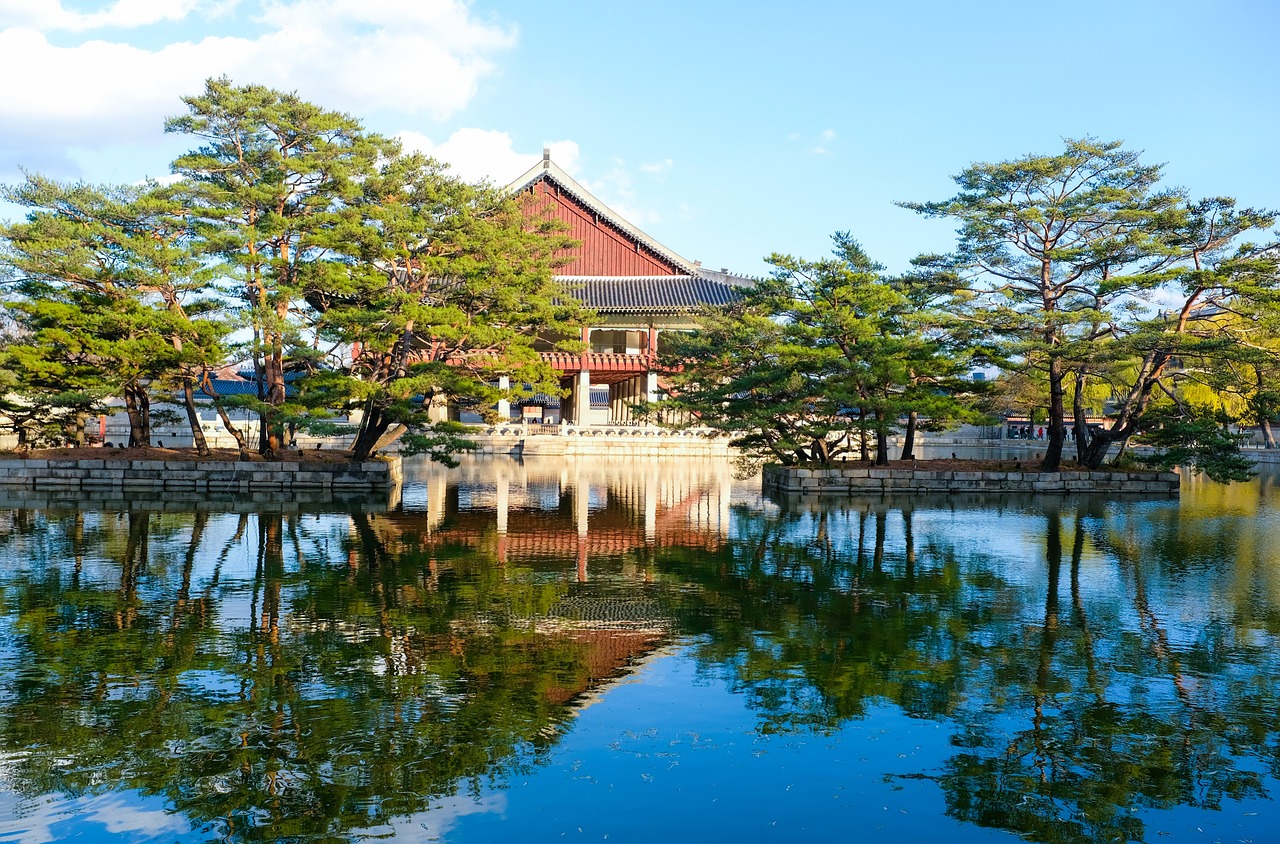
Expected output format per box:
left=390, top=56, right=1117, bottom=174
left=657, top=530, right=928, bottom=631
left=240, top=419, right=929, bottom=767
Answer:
left=1, top=177, right=228, bottom=450
left=662, top=234, right=980, bottom=466
left=167, top=78, right=388, bottom=455
left=308, top=151, right=584, bottom=461
left=903, top=139, right=1182, bottom=471
left=905, top=140, right=1279, bottom=475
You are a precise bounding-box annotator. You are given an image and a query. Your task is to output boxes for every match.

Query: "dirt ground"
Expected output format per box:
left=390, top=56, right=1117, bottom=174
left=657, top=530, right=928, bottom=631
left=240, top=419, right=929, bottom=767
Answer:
left=1, top=446, right=367, bottom=464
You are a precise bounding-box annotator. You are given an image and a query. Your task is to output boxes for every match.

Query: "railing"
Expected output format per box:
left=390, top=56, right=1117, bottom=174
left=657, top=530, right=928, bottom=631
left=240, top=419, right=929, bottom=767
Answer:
left=473, top=422, right=723, bottom=439
left=539, top=351, right=654, bottom=373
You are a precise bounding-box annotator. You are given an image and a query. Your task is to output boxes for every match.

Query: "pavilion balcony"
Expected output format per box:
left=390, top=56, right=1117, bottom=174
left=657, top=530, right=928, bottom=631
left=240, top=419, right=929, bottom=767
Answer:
left=540, top=351, right=655, bottom=380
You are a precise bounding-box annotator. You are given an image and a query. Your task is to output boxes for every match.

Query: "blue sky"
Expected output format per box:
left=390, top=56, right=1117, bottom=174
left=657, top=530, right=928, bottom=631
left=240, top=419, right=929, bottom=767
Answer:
left=2, top=0, right=1277, bottom=278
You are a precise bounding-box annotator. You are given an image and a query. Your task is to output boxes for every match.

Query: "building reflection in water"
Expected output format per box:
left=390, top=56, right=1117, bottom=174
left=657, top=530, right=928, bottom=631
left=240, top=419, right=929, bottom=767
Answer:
left=4, top=461, right=1280, bottom=843
left=384, top=455, right=746, bottom=579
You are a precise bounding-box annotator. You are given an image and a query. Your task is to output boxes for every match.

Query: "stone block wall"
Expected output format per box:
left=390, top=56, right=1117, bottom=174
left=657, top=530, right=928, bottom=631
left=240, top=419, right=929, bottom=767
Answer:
left=0, top=456, right=401, bottom=493
left=762, top=465, right=1180, bottom=495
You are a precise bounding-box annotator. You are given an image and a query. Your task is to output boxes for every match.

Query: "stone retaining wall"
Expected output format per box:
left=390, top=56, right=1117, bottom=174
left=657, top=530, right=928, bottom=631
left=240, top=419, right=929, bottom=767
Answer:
left=0, top=456, right=401, bottom=493
left=762, top=464, right=1180, bottom=495
left=0, top=486, right=398, bottom=514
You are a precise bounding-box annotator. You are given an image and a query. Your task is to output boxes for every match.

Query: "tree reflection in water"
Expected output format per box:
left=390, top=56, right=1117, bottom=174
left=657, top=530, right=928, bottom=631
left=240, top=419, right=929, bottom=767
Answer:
left=0, top=457, right=1278, bottom=843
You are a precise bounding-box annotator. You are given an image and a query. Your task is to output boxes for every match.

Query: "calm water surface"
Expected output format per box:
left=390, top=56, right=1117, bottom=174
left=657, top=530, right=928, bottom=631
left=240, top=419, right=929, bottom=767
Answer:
left=1, top=457, right=1278, bottom=843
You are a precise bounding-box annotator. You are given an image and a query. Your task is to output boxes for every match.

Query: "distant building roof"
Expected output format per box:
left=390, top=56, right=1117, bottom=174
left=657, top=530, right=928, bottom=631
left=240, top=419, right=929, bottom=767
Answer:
left=559, top=275, right=745, bottom=313
left=199, top=378, right=298, bottom=399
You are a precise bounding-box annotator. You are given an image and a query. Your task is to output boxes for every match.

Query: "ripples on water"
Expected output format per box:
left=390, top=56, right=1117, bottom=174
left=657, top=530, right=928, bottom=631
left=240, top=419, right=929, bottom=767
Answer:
left=0, top=457, right=1278, bottom=843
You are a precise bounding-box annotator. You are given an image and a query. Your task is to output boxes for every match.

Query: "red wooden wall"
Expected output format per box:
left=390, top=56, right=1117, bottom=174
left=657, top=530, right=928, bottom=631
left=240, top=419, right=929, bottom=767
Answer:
left=526, top=180, right=682, bottom=276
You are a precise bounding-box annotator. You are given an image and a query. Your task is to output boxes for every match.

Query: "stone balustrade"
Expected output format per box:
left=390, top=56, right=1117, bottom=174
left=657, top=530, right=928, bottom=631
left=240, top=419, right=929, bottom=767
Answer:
left=465, top=426, right=735, bottom=458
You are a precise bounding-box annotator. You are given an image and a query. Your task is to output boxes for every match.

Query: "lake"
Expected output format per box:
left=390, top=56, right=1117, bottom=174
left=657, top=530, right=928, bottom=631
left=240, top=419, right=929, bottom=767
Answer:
left=1, top=456, right=1277, bottom=843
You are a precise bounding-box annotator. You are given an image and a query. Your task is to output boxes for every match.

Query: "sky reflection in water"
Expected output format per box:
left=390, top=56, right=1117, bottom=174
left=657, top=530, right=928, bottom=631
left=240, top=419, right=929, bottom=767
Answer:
left=0, top=457, right=1278, bottom=843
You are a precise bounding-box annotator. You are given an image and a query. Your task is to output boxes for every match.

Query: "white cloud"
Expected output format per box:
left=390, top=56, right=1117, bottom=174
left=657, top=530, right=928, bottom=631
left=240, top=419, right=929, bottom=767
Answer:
left=821, top=128, right=836, bottom=140
left=395, top=130, right=665, bottom=230
left=584, top=158, right=662, bottom=228
left=398, top=128, right=580, bottom=184
left=0, top=790, right=193, bottom=844
left=0, top=0, right=205, bottom=31
left=0, top=0, right=516, bottom=176
left=639, top=158, right=673, bottom=176
left=390, top=793, right=506, bottom=840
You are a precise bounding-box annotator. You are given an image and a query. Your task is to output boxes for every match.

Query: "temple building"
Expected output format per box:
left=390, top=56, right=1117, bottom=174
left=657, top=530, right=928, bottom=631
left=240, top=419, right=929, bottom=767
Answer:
left=506, top=150, right=752, bottom=425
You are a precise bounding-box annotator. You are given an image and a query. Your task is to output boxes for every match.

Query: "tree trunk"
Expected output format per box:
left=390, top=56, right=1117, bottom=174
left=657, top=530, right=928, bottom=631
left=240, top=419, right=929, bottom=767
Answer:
left=371, top=424, right=408, bottom=455
left=1257, top=370, right=1277, bottom=448
left=1041, top=356, right=1066, bottom=471
left=873, top=413, right=889, bottom=466
left=1261, top=417, right=1277, bottom=450
left=811, top=437, right=831, bottom=465
left=72, top=410, right=86, bottom=448
left=123, top=384, right=151, bottom=448
left=258, top=409, right=271, bottom=455
left=181, top=380, right=211, bottom=456
left=1072, top=369, right=1089, bottom=463
left=262, top=329, right=286, bottom=456
left=199, top=371, right=247, bottom=450
left=899, top=411, right=918, bottom=460
left=351, top=400, right=389, bottom=460
left=858, top=408, right=869, bottom=461
left=1081, top=430, right=1113, bottom=469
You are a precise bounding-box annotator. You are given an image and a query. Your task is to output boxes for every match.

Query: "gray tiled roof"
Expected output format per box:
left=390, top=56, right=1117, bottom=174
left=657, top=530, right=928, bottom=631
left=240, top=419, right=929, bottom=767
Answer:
left=198, top=379, right=298, bottom=398
left=558, top=275, right=746, bottom=313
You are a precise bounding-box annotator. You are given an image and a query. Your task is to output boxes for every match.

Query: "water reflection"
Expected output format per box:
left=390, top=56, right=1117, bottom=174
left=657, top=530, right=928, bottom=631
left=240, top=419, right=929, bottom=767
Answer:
left=0, top=458, right=1277, bottom=843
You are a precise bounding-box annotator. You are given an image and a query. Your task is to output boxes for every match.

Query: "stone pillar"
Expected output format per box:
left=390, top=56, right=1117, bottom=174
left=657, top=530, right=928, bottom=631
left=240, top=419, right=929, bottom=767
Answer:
left=496, top=375, right=510, bottom=422
left=645, top=371, right=659, bottom=425
left=426, top=397, right=449, bottom=423
left=495, top=471, right=509, bottom=565
left=643, top=463, right=658, bottom=543
left=574, top=476, right=589, bottom=537
left=495, top=472, right=509, bottom=535
left=425, top=471, right=448, bottom=532
left=717, top=468, right=732, bottom=537
left=572, top=465, right=589, bottom=581
left=573, top=369, right=591, bottom=427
